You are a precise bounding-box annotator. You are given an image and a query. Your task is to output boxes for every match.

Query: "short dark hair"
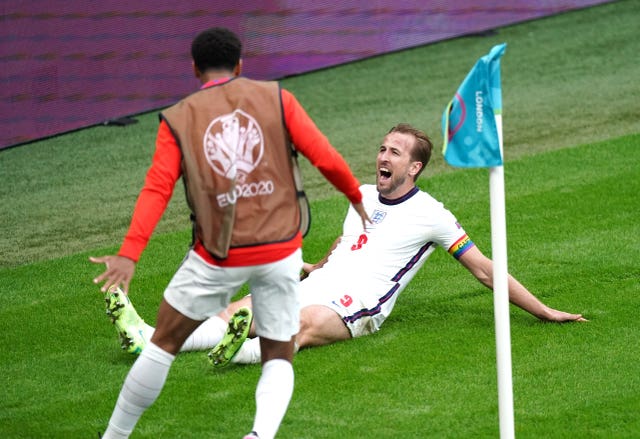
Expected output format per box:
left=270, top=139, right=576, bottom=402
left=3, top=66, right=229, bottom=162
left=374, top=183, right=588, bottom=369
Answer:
left=387, top=123, right=433, bottom=181
left=191, top=27, right=242, bottom=73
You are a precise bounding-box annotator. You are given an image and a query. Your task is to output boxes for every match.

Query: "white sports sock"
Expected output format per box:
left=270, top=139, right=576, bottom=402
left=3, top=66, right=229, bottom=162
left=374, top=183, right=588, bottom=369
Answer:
left=142, top=322, right=155, bottom=342
left=102, top=342, right=175, bottom=439
left=232, top=337, right=262, bottom=364
left=251, top=359, right=294, bottom=439
left=179, top=316, right=227, bottom=352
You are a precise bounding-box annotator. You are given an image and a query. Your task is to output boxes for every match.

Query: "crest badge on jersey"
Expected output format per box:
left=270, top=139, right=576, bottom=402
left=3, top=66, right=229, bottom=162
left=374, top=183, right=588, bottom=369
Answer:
left=203, top=109, right=264, bottom=183
left=370, top=209, right=387, bottom=224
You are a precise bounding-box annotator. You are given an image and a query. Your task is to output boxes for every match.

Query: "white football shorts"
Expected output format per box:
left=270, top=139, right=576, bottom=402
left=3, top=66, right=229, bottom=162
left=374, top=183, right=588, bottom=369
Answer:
left=164, top=248, right=302, bottom=342
left=299, top=268, right=396, bottom=338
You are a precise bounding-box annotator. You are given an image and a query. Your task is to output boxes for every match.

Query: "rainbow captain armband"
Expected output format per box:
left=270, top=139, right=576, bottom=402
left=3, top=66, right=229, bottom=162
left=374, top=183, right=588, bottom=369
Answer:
left=448, top=235, right=474, bottom=259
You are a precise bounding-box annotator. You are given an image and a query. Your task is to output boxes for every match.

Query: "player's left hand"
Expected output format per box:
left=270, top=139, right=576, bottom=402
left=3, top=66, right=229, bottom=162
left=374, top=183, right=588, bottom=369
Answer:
left=300, top=262, right=317, bottom=280
left=542, top=308, right=588, bottom=322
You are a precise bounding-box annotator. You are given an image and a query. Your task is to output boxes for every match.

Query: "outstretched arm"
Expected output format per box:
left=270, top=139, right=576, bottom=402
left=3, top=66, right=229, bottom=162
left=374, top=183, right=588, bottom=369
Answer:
left=457, top=246, right=587, bottom=322
left=90, top=120, right=181, bottom=295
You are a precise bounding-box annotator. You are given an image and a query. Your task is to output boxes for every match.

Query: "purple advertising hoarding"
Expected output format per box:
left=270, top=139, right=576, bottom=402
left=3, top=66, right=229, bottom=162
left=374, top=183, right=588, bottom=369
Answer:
left=0, top=0, right=611, bottom=149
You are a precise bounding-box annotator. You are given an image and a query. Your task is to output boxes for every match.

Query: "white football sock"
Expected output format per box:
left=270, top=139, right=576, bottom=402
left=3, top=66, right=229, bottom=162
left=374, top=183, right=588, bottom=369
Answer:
left=102, top=342, right=174, bottom=438
left=142, top=322, right=155, bottom=342
left=232, top=337, right=262, bottom=364
left=251, top=359, right=294, bottom=439
left=179, top=315, right=227, bottom=352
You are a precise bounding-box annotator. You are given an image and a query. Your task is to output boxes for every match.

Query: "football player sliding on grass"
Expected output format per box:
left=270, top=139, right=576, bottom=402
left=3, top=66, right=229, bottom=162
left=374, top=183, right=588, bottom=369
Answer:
left=103, top=123, right=586, bottom=367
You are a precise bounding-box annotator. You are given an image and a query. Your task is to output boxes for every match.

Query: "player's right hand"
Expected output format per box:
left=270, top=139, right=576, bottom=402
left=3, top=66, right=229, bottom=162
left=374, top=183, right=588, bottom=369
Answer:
left=89, top=255, right=136, bottom=294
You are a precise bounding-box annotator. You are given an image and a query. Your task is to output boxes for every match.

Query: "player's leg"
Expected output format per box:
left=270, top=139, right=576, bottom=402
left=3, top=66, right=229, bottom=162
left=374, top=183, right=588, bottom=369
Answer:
left=295, top=275, right=389, bottom=348
left=183, top=294, right=255, bottom=353
left=104, top=288, right=225, bottom=354
left=180, top=294, right=253, bottom=352
left=179, top=314, right=228, bottom=352
left=102, top=299, right=202, bottom=438
left=207, top=306, right=254, bottom=366
left=244, top=249, right=301, bottom=439
left=218, top=302, right=355, bottom=366
left=212, top=287, right=351, bottom=365
left=102, top=249, right=245, bottom=437
left=249, top=337, right=296, bottom=439
left=259, top=337, right=296, bottom=363
left=219, top=294, right=254, bottom=325
left=150, top=299, right=204, bottom=354
left=295, top=304, right=351, bottom=348
left=229, top=336, right=262, bottom=364
left=105, top=289, right=254, bottom=354
left=104, top=286, right=154, bottom=354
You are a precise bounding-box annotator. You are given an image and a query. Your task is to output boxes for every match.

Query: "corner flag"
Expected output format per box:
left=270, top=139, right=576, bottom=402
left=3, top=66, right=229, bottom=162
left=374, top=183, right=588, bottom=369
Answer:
left=441, top=43, right=515, bottom=439
left=442, top=43, right=506, bottom=168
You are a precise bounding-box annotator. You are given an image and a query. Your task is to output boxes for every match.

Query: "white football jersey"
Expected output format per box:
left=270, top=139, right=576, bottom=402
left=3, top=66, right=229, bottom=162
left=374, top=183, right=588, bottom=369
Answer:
left=300, top=184, right=474, bottom=336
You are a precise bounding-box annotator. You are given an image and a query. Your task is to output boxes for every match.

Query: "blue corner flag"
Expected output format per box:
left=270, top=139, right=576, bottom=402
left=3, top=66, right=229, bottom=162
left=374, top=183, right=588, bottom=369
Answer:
left=442, top=43, right=507, bottom=168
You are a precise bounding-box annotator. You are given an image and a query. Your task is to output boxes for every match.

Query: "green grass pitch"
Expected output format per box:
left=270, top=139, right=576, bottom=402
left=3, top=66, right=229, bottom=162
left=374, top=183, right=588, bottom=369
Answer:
left=0, top=1, right=639, bottom=437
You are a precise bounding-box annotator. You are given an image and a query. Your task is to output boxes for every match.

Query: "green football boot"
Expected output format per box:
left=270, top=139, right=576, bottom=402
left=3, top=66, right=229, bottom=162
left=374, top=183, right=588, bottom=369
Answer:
left=104, top=286, right=151, bottom=355
left=207, top=307, right=253, bottom=368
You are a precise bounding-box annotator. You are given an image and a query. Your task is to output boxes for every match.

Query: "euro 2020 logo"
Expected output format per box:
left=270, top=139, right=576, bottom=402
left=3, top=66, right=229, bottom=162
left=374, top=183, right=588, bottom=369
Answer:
left=203, top=109, right=264, bottom=183
left=203, top=109, right=275, bottom=207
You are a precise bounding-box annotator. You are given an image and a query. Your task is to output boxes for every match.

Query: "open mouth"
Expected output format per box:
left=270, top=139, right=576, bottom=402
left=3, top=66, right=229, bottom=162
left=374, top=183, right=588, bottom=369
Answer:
left=379, top=167, right=391, bottom=180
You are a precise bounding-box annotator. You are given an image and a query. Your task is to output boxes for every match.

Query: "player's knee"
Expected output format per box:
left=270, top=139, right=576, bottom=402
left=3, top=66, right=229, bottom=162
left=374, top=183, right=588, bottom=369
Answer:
left=296, top=307, right=316, bottom=347
left=298, top=306, right=316, bottom=333
left=298, top=305, right=349, bottom=347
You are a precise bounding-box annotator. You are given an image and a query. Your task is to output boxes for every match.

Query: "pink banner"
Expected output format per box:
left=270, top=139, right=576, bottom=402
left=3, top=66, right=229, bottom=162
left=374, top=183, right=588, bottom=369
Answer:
left=0, top=0, right=611, bottom=149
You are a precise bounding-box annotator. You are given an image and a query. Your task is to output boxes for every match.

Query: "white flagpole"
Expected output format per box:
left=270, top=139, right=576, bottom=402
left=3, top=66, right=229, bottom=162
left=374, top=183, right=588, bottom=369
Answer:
left=489, top=114, right=515, bottom=438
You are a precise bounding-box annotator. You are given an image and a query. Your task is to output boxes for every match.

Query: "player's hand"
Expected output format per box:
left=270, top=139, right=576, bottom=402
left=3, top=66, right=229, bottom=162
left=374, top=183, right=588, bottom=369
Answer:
left=89, top=255, right=136, bottom=294
left=352, top=202, right=371, bottom=230
left=541, top=308, right=588, bottom=323
left=300, top=262, right=317, bottom=280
